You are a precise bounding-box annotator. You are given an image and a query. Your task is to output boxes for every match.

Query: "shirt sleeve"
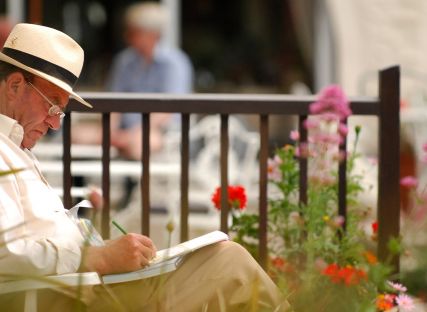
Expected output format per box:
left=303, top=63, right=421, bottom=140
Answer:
left=163, top=52, right=194, bottom=94
left=0, top=134, right=84, bottom=277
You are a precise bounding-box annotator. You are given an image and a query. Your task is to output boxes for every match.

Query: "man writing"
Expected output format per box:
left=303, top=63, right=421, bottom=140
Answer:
left=0, top=23, right=287, bottom=311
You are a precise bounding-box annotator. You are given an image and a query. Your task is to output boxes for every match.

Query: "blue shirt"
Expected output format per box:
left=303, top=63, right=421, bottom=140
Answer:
left=106, top=45, right=194, bottom=129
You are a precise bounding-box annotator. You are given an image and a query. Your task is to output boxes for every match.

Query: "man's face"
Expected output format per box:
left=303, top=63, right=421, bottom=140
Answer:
left=14, top=76, right=69, bottom=149
left=126, top=27, right=159, bottom=58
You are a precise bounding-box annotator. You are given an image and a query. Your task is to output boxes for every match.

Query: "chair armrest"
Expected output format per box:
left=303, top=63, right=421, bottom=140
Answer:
left=0, top=272, right=101, bottom=295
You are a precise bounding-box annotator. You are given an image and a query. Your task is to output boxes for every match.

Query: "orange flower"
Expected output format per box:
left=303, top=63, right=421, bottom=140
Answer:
left=376, top=294, right=396, bottom=311
left=363, top=251, right=378, bottom=264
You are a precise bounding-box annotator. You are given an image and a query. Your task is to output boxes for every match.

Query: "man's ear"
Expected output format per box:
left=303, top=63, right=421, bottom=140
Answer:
left=5, top=72, right=26, bottom=99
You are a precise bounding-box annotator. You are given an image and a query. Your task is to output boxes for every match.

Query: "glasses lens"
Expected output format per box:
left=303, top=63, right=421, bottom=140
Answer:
left=48, top=105, right=65, bottom=118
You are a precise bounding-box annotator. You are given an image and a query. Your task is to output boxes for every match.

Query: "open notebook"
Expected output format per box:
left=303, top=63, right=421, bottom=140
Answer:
left=65, top=203, right=229, bottom=284
left=101, top=230, right=229, bottom=284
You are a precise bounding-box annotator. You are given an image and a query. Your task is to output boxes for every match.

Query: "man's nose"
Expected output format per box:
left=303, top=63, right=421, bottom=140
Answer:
left=46, top=115, right=61, bottom=130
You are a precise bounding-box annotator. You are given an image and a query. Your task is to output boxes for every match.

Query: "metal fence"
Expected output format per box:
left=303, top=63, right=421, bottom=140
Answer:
left=62, top=66, right=400, bottom=270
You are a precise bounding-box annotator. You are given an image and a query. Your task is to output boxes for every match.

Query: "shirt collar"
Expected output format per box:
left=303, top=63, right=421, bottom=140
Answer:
left=0, top=114, right=24, bottom=146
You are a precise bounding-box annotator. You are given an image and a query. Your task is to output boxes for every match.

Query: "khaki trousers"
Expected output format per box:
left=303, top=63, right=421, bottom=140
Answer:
left=3, top=241, right=290, bottom=311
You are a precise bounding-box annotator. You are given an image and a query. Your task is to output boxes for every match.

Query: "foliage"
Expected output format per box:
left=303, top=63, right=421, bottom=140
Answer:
left=212, top=85, right=417, bottom=311
left=398, top=144, right=427, bottom=304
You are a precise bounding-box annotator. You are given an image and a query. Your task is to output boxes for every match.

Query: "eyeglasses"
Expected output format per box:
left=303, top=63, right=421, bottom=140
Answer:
left=27, top=81, right=65, bottom=119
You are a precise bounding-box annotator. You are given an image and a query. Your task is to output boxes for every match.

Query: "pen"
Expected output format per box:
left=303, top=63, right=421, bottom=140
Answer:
left=112, top=220, right=128, bottom=235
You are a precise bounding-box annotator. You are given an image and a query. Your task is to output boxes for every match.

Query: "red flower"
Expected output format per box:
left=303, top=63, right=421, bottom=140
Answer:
left=322, top=263, right=367, bottom=286
left=372, top=221, right=378, bottom=234
left=323, top=263, right=341, bottom=284
left=271, top=257, right=285, bottom=270
left=211, top=185, right=247, bottom=210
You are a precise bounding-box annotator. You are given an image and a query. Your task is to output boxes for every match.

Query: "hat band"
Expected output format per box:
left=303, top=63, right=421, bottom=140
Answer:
left=2, top=47, right=78, bottom=87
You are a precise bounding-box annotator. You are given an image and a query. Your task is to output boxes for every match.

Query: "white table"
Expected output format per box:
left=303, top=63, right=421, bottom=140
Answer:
left=38, top=160, right=180, bottom=179
left=33, top=142, right=181, bottom=213
left=32, top=142, right=118, bottom=159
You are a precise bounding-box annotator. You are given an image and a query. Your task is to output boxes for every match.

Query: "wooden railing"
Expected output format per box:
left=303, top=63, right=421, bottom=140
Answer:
left=63, top=66, right=400, bottom=270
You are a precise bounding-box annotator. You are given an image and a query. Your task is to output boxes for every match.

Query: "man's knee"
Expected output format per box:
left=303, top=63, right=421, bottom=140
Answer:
left=215, top=240, right=253, bottom=260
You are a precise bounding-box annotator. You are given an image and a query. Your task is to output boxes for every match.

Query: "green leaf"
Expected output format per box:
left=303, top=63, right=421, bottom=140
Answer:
left=0, top=168, right=25, bottom=176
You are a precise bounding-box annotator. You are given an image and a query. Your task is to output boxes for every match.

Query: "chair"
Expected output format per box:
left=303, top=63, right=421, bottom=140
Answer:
left=0, top=272, right=101, bottom=312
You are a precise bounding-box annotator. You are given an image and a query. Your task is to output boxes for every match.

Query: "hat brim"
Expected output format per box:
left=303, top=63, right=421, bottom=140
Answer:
left=0, top=51, right=92, bottom=108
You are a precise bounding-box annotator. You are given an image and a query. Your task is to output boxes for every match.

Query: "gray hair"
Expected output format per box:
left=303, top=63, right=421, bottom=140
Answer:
left=0, top=61, right=34, bottom=82
left=125, top=2, right=168, bottom=33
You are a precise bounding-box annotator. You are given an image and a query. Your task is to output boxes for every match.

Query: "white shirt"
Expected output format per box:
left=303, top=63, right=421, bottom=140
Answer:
left=0, top=114, right=84, bottom=277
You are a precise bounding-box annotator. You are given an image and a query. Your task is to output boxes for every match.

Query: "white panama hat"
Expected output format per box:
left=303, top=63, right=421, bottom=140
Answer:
left=0, top=23, right=92, bottom=107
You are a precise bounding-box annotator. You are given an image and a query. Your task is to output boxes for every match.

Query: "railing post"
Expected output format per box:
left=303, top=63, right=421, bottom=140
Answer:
left=338, top=119, right=348, bottom=231
left=101, top=113, right=111, bottom=238
left=298, top=115, right=308, bottom=206
left=141, top=113, right=150, bottom=236
left=62, top=113, right=72, bottom=209
left=220, top=114, right=229, bottom=233
left=259, top=115, right=269, bottom=268
left=377, top=65, right=400, bottom=272
left=180, top=114, right=190, bottom=242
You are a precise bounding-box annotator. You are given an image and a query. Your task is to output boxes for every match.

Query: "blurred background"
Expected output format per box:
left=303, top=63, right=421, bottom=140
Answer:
left=0, top=0, right=315, bottom=93
left=3, top=0, right=427, bottom=212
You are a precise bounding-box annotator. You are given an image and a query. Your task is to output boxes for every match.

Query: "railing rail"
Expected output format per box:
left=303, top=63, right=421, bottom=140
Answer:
left=63, top=66, right=400, bottom=270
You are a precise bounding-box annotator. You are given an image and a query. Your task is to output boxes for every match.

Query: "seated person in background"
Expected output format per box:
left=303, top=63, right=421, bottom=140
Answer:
left=0, top=23, right=288, bottom=311
left=73, top=2, right=194, bottom=207
left=106, top=1, right=193, bottom=159
left=73, top=2, right=193, bottom=159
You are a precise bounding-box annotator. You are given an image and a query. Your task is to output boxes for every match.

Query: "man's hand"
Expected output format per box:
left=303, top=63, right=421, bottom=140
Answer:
left=80, top=233, right=157, bottom=275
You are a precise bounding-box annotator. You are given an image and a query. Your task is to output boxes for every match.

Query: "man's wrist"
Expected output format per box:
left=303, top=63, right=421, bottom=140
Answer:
left=79, top=245, right=108, bottom=275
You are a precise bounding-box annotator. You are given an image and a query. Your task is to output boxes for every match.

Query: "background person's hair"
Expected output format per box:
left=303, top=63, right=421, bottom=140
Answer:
left=124, top=2, right=169, bottom=34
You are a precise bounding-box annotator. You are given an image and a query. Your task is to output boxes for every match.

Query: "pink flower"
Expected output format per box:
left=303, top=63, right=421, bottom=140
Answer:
left=320, top=112, right=340, bottom=123
left=290, top=130, right=300, bottom=141
left=273, top=154, right=283, bottom=164
left=310, top=85, right=352, bottom=120
left=387, top=281, right=407, bottom=293
left=295, top=142, right=309, bottom=158
left=423, top=142, right=427, bottom=152
left=400, top=176, right=418, bottom=188
left=327, top=133, right=342, bottom=145
left=309, top=101, right=325, bottom=115
left=303, top=118, right=319, bottom=129
left=333, top=215, right=345, bottom=227
left=310, top=133, right=341, bottom=145
left=338, top=123, right=348, bottom=137
left=395, top=294, right=415, bottom=311
left=268, top=157, right=282, bottom=182
left=368, top=157, right=378, bottom=166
